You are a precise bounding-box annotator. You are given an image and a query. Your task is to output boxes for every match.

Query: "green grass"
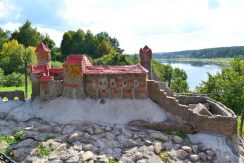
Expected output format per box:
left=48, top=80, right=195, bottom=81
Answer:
left=0, top=84, right=32, bottom=99
left=36, top=144, right=54, bottom=158
left=159, top=151, right=169, bottom=162
left=238, top=116, right=244, bottom=136
left=156, top=57, right=232, bottom=66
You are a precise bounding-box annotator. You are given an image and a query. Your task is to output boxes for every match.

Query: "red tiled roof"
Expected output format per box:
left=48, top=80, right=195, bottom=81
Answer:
left=85, top=64, right=148, bottom=75
left=63, top=55, right=84, bottom=65
left=30, top=65, right=48, bottom=74
left=40, top=74, right=54, bottom=82
left=35, top=42, right=51, bottom=53
left=49, top=68, right=64, bottom=74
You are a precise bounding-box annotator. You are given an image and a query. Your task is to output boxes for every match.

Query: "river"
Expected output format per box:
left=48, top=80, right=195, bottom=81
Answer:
left=159, top=60, right=222, bottom=91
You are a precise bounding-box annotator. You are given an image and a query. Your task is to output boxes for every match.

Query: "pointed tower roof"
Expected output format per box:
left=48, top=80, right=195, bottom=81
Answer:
left=35, top=42, right=51, bottom=53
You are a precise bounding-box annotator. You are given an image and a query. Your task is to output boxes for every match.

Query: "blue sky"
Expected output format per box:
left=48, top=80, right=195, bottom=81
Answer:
left=1, top=0, right=244, bottom=53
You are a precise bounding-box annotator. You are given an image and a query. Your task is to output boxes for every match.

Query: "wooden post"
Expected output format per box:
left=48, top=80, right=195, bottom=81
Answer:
left=24, top=60, right=28, bottom=99
left=240, top=106, right=244, bottom=136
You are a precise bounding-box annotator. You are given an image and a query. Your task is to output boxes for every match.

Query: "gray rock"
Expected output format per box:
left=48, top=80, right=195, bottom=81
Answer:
left=181, top=146, right=192, bottom=153
left=172, top=135, right=183, bottom=144
left=87, top=127, right=94, bottom=135
left=73, top=141, right=83, bottom=151
left=82, top=151, right=94, bottom=161
left=121, top=128, right=132, bottom=138
left=205, top=149, right=216, bottom=157
left=104, top=126, right=112, bottom=132
left=105, top=132, right=115, bottom=140
left=191, top=145, right=198, bottom=153
left=124, top=147, right=138, bottom=156
left=117, top=135, right=128, bottom=144
left=144, top=140, right=153, bottom=146
left=94, top=127, right=103, bottom=134
left=176, top=149, right=188, bottom=160
left=199, top=144, right=211, bottom=152
left=147, top=155, right=162, bottom=163
left=137, top=159, right=148, bottom=163
left=83, top=144, right=93, bottom=151
left=62, top=125, right=76, bottom=135
left=14, top=138, right=38, bottom=149
left=130, top=151, right=143, bottom=161
left=123, top=139, right=137, bottom=148
left=154, top=142, right=162, bottom=154
left=120, top=157, right=133, bottom=163
left=189, top=154, right=199, bottom=162
left=150, top=132, right=168, bottom=141
left=68, top=131, right=82, bottom=143
left=66, top=156, right=80, bottom=163
left=163, top=141, right=173, bottom=150
left=13, top=147, right=31, bottom=161
left=199, top=152, right=207, bottom=161
left=20, top=130, right=55, bottom=141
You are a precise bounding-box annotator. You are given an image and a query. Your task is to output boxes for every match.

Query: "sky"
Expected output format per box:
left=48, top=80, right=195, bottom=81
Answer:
left=1, top=0, right=244, bottom=54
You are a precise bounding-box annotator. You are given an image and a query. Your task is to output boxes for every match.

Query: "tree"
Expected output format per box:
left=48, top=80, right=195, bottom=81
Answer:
left=171, top=78, right=189, bottom=93
left=173, top=68, right=187, bottom=80
left=11, top=20, right=44, bottom=47
left=0, top=27, right=10, bottom=50
left=94, top=53, right=133, bottom=65
left=196, top=57, right=244, bottom=114
left=60, top=29, right=123, bottom=60
left=151, top=60, right=189, bottom=93
left=0, top=40, right=36, bottom=74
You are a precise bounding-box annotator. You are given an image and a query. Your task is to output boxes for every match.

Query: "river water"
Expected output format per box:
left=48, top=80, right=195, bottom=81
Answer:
left=159, top=60, right=222, bottom=91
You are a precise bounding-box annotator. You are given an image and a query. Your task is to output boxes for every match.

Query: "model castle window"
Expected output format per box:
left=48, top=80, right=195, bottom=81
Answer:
left=30, top=42, right=152, bottom=101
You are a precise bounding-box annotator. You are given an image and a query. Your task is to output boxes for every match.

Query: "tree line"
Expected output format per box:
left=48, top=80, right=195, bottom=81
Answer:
left=154, top=46, right=244, bottom=59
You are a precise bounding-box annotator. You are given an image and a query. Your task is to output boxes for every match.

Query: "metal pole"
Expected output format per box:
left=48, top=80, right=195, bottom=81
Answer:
left=24, top=60, right=28, bottom=99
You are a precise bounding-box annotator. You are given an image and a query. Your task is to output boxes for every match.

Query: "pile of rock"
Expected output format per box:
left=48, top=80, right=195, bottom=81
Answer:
left=0, top=118, right=222, bottom=163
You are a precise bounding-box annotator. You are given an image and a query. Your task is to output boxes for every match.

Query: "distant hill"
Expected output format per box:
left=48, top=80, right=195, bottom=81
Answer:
left=153, top=46, right=244, bottom=59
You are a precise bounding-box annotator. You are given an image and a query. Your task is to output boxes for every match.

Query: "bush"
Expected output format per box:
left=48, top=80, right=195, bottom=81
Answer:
left=3, top=72, right=25, bottom=87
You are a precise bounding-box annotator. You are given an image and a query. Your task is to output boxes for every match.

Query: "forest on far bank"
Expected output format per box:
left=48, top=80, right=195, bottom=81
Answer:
left=153, top=46, right=244, bottom=59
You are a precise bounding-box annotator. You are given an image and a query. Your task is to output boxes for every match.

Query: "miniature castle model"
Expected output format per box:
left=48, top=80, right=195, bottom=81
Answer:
left=30, top=42, right=151, bottom=101
left=30, top=42, right=237, bottom=137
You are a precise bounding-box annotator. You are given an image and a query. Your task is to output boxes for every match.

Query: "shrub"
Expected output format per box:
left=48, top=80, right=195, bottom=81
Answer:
left=3, top=72, right=24, bottom=87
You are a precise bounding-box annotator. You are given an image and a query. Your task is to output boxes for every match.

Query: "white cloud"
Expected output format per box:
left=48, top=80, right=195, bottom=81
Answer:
left=1, top=22, right=21, bottom=31
left=0, top=0, right=20, bottom=20
left=57, top=0, right=244, bottom=53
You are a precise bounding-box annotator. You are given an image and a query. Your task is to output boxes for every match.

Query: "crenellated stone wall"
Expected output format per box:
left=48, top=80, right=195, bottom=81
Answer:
left=147, top=80, right=237, bottom=137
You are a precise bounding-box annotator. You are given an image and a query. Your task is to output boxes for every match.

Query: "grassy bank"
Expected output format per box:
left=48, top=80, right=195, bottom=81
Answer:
left=0, top=84, right=32, bottom=99
left=156, top=58, right=232, bottom=66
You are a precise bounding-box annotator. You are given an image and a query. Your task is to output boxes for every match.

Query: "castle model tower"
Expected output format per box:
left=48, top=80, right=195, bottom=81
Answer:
left=139, top=45, right=152, bottom=79
left=34, top=42, right=51, bottom=68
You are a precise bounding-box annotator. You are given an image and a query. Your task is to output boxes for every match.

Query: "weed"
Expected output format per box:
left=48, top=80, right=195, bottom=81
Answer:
left=175, top=131, right=188, bottom=139
left=159, top=151, right=169, bottom=162
left=36, top=144, right=54, bottom=158
left=109, top=158, right=118, bottom=163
